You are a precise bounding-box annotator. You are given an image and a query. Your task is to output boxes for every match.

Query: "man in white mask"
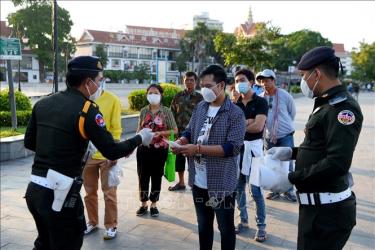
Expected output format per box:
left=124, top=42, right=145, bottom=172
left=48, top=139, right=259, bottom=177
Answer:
left=233, top=69, right=268, bottom=242
left=267, top=46, right=363, bottom=250
left=172, top=64, right=246, bottom=250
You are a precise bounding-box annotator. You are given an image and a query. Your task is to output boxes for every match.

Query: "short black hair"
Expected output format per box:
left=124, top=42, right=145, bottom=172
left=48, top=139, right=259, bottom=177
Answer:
left=199, top=64, right=227, bottom=87
left=184, top=71, right=198, bottom=81
left=146, top=83, right=163, bottom=95
left=66, top=71, right=98, bottom=88
left=316, top=57, right=340, bottom=79
left=235, top=69, right=255, bottom=82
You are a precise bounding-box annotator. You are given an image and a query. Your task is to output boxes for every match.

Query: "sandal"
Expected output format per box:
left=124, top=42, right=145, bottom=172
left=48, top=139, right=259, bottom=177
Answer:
left=254, top=229, right=267, bottom=242
left=168, top=183, right=186, bottom=191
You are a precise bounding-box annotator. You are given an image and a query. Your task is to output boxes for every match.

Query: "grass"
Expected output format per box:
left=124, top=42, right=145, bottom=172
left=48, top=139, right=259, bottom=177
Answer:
left=0, top=126, right=27, bottom=138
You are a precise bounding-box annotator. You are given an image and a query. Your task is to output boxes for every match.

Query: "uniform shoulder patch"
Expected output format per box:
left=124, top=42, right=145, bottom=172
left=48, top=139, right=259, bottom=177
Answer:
left=95, top=113, right=106, bottom=127
left=337, top=110, right=355, bottom=125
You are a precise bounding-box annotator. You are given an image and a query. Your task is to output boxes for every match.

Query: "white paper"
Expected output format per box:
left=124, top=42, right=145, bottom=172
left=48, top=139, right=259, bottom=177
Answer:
left=163, top=139, right=181, bottom=148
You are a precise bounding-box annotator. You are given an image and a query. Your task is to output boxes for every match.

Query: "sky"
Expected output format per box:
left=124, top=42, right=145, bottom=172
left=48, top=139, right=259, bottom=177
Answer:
left=1, top=1, right=375, bottom=51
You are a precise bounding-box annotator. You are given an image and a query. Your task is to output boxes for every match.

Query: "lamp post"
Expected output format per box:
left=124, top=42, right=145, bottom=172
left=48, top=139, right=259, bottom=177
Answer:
left=52, top=0, right=58, bottom=93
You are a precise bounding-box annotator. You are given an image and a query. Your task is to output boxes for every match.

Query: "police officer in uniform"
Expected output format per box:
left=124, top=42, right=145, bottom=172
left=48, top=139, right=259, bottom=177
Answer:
left=267, top=46, right=363, bottom=250
left=24, top=56, right=154, bottom=250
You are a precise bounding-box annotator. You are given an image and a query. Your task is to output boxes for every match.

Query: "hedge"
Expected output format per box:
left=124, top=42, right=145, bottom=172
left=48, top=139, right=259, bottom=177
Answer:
left=290, top=85, right=302, bottom=93
left=128, top=83, right=183, bottom=111
left=0, top=89, right=32, bottom=111
left=0, top=110, right=32, bottom=127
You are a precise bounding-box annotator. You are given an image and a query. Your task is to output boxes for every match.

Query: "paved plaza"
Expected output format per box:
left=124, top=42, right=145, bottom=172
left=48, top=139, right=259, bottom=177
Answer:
left=1, top=92, right=374, bottom=249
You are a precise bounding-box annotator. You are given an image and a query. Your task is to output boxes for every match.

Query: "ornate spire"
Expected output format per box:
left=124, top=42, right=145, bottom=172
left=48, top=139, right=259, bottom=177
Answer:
left=247, top=6, right=253, bottom=25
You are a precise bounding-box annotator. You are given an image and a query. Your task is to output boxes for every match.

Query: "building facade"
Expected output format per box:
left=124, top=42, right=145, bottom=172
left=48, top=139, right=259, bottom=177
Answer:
left=193, top=12, right=223, bottom=31
left=75, top=25, right=185, bottom=83
left=333, top=43, right=353, bottom=76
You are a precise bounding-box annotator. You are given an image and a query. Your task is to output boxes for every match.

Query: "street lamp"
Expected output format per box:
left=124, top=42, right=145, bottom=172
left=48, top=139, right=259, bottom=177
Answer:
left=52, top=0, right=58, bottom=93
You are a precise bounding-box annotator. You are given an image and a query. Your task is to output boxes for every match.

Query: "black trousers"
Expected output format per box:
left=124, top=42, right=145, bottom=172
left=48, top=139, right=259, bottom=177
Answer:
left=297, top=193, right=356, bottom=250
left=192, top=185, right=236, bottom=250
left=25, top=182, right=86, bottom=250
left=136, top=145, right=168, bottom=202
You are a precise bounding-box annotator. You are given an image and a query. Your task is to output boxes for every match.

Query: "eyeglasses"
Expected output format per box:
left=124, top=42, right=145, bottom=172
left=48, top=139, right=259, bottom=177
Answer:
left=268, top=97, right=273, bottom=109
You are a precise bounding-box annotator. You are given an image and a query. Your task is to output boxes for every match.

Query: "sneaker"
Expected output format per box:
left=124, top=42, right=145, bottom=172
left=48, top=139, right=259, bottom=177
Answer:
left=84, top=223, right=97, bottom=235
left=266, top=192, right=280, bottom=200
left=103, top=227, right=117, bottom=240
left=136, top=206, right=148, bottom=216
left=150, top=207, right=159, bottom=217
left=283, top=191, right=297, bottom=202
left=235, top=222, right=249, bottom=234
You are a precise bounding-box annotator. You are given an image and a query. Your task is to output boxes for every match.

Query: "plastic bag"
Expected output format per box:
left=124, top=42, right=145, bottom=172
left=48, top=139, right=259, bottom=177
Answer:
left=108, top=163, right=123, bottom=187
left=259, top=155, right=292, bottom=193
left=164, top=130, right=176, bottom=182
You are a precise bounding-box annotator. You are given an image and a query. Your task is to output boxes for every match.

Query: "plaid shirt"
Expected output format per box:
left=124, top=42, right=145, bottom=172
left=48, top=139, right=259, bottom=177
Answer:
left=182, top=96, right=246, bottom=199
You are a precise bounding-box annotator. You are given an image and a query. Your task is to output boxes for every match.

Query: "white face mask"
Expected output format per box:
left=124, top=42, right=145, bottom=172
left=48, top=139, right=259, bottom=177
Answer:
left=147, top=93, right=161, bottom=105
left=301, top=71, right=319, bottom=99
left=86, top=79, right=102, bottom=101
left=201, top=84, right=219, bottom=103
left=235, top=81, right=250, bottom=94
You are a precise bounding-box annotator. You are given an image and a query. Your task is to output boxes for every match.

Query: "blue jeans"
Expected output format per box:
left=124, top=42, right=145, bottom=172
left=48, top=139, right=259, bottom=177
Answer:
left=265, top=133, right=294, bottom=193
left=236, top=173, right=266, bottom=230
left=192, top=185, right=236, bottom=250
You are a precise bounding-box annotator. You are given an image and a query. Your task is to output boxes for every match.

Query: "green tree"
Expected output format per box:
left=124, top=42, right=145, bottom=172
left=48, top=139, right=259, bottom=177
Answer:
left=133, top=64, right=150, bottom=83
left=271, top=29, right=332, bottom=71
left=8, top=1, right=75, bottom=82
left=180, top=23, right=220, bottom=74
left=175, top=53, right=188, bottom=84
left=94, top=44, right=108, bottom=68
left=214, top=22, right=281, bottom=72
left=351, top=41, right=375, bottom=82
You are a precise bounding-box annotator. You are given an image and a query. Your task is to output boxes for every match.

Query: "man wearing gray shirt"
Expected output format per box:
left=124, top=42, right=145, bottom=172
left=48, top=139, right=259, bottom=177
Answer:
left=256, top=69, right=297, bottom=202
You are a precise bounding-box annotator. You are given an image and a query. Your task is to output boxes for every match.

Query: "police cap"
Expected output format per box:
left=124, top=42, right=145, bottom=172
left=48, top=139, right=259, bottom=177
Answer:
left=68, top=56, right=103, bottom=73
left=297, top=46, right=337, bottom=70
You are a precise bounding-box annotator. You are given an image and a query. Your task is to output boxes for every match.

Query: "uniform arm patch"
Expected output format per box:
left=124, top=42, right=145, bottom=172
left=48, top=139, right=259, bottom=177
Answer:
left=95, top=113, right=106, bottom=127
left=337, top=110, right=355, bottom=125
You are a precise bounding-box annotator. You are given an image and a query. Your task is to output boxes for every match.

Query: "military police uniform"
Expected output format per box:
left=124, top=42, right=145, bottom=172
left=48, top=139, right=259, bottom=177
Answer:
left=24, top=56, right=143, bottom=249
left=289, top=47, right=363, bottom=250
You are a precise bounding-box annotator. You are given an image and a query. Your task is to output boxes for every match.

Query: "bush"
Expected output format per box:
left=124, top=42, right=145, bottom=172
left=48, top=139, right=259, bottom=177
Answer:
left=0, top=110, right=32, bottom=127
left=128, top=83, right=183, bottom=111
left=290, top=85, right=301, bottom=94
left=0, top=89, right=32, bottom=111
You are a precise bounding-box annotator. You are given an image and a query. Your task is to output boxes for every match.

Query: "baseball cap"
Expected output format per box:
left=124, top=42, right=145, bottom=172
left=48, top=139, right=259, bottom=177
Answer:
left=255, top=69, right=276, bottom=80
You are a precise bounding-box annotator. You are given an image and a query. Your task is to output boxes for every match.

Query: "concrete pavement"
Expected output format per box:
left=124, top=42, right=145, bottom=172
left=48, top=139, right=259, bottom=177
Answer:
left=1, top=93, right=374, bottom=249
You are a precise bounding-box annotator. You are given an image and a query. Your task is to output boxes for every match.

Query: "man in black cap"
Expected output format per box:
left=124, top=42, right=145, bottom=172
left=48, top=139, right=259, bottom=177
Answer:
left=267, top=46, right=363, bottom=249
left=24, top=56, right=154, bottom=249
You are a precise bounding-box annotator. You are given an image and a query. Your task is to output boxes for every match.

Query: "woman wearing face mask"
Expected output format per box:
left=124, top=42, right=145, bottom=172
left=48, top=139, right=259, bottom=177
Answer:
left=136, top=84, right=178, bottom=217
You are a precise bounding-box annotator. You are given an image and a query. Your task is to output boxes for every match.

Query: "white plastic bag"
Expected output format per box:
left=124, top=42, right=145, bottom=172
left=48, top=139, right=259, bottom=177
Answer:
left=259, top=155, right=292, bottom=193
left=108, top=163, right=123, bottom=187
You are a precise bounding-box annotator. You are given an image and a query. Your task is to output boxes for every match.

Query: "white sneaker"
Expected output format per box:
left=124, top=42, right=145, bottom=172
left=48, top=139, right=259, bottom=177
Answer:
left=103, top=227, right=117, bottom=240
left=84, top=223, right=97, bottom=235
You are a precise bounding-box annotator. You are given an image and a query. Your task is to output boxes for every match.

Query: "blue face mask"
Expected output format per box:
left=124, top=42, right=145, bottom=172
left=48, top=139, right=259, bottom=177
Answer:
left=235, top=82, right=250, bottom=94
left=252, top=85, right=264, bottom=96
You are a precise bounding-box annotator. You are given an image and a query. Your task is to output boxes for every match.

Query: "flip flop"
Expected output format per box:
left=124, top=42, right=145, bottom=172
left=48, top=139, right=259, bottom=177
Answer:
left=254, top=229, right=267, bottom=242
left=168, top=183, right=186, bottom=191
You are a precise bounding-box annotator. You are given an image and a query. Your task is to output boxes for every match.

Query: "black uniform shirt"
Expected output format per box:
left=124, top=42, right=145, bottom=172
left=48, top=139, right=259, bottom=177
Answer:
left=236, top=93, right=268, bottom=141
left=25, top=88, right=142, bottom=178
left=289, top=85, right=363, bottom=193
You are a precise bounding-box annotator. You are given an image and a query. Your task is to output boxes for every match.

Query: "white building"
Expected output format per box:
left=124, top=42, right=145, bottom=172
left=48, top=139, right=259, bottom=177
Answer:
left=75, top=25, right=185, bottom=83
left=193, top=12, right=223, bottom=31
left=333, top=43, right=353, bottom=76
left=0, top=21, right=40, bottom=83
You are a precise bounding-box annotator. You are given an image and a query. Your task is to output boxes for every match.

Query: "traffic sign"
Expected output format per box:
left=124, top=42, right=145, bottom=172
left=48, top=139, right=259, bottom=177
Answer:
left=0, top=37, right=22, bottom=60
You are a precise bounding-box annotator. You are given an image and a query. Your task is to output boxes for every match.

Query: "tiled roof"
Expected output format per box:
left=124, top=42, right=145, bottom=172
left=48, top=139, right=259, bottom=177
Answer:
left=333, top=43, right=345, bottom=53
left=234, top=22, right=263, bottom=37
left=78, top=27, right=184, bottom=49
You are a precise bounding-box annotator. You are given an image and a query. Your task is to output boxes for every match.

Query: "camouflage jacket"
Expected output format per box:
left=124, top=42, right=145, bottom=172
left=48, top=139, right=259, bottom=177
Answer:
left=170, top=90, right=203, bottom=135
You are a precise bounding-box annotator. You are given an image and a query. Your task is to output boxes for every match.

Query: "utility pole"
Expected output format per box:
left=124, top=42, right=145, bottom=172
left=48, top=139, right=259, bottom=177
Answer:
left=52, top=0, right=58, bottom=93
